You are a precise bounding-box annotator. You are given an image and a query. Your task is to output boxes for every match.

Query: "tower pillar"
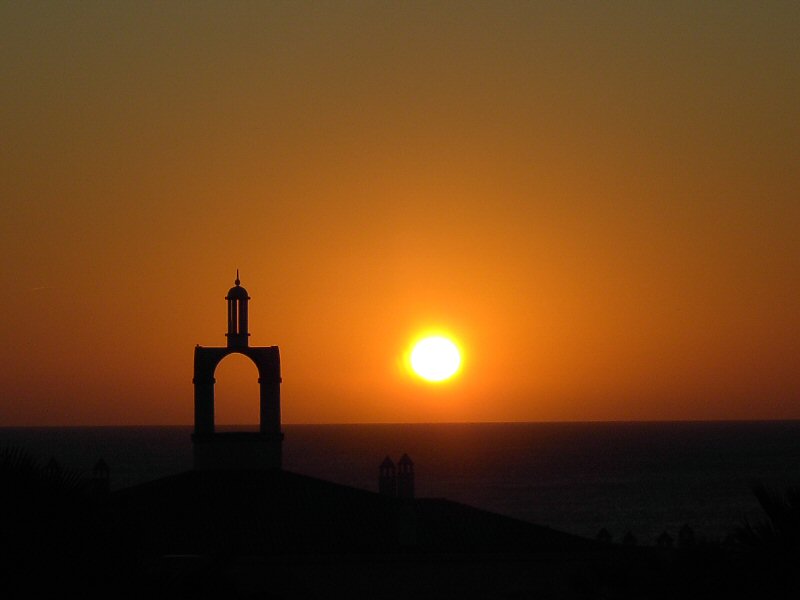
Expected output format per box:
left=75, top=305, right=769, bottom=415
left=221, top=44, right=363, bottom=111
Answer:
left=259, top=376, right=281, bottom=434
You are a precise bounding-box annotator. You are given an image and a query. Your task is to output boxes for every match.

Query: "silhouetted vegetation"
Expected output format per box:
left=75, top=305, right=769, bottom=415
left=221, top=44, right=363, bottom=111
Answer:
left=0, top=446, right=145, bottom=598
left=737, top=483, right=800, bottom=551
left=726, top=484, right=800, bottom=597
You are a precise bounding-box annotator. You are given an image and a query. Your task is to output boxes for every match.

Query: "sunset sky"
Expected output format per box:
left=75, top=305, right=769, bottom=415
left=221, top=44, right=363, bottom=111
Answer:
left=2, top=2, right=798, bottom=426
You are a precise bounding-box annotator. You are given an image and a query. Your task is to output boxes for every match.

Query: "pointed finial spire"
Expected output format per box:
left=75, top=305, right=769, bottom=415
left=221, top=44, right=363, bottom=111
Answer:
left=235, top=269, right=240, bottom=286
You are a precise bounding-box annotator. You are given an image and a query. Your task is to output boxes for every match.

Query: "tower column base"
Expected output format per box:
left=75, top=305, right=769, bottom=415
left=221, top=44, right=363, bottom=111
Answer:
left=192, top=432, right=284, bottom=470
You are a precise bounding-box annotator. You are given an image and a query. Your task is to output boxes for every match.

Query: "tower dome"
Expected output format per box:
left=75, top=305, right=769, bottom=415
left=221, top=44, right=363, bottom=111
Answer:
left=226, top=273, right=250, bottom=300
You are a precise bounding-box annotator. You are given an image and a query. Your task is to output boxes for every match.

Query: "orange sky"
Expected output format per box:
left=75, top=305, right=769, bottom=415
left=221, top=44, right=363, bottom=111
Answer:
left=1, top=3, right=798, bottom=425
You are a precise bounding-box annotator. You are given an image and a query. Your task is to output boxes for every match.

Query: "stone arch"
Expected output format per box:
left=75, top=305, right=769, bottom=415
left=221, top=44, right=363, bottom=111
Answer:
left=193, top=345, right=282, bottom=436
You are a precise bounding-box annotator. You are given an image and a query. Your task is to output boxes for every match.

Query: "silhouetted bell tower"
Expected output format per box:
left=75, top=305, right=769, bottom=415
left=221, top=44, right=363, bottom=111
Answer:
left=192, top=273, right=283, bottom=470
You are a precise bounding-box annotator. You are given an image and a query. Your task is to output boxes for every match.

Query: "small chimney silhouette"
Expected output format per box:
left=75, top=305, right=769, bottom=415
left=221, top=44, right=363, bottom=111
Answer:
left=656, top=530, right=674, bottom=548
left=596, top=528, right=612, bottom=544
left=379, top=456, right=396, bottom=496
left=90, top=458, right=110, bottom=499
left=396, top=453, right=415, bottom=499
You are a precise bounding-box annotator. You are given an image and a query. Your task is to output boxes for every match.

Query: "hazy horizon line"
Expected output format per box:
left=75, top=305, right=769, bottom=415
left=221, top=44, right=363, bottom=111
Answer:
left=2, top=418, right=799, bottom=429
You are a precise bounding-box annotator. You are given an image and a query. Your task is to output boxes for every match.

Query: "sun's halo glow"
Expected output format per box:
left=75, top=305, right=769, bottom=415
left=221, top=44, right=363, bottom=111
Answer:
left=410, top=336, right=462, bottom=382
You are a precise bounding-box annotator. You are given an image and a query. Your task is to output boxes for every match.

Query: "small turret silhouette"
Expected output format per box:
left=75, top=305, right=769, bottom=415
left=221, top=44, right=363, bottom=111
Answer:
left=656, top=530, right=674, bottom=547
left=596, top=528, right=612, bottom=544
left=678, top=524, right=695, bottom=548
left=225, top=271, right=250, bottom=349
left=397, top=454, right=415, bottom=499
left=91, top=458, right=110, bottom=498
left=379, top=456, right=396, bottom=496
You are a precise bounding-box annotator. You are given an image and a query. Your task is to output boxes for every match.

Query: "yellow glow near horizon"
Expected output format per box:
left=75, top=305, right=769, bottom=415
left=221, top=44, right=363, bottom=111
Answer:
left=410, top=336, right=462, bottom=382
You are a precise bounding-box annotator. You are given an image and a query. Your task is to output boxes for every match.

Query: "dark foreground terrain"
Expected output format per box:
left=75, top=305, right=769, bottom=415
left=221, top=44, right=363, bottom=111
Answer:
left=2, top=447, right=798, bottom=599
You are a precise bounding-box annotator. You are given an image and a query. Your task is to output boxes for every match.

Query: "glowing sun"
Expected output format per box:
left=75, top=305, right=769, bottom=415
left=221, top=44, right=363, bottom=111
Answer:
left=410, top=336, right=462, bottom=382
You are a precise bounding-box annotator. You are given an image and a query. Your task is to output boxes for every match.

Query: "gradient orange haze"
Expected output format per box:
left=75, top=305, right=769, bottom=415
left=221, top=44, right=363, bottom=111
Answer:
left=1, top=3, right=798, bottom=425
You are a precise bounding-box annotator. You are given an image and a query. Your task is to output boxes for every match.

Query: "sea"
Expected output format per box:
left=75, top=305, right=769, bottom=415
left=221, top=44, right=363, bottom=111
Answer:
left=3, top=421, right=800, bottom=545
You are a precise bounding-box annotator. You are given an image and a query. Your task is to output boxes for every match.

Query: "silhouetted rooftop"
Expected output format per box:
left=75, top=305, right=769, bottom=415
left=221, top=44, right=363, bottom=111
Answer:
left=109, top=469, right=590, bottom=557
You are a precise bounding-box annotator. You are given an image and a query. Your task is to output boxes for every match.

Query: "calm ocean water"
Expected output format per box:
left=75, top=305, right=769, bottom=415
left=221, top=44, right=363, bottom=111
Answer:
left=3, top=421, right=800, bottom=543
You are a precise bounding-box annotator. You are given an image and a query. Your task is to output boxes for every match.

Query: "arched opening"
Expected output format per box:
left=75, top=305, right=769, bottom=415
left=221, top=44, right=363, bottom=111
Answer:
left=214, top=352, right=260, bottom=431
